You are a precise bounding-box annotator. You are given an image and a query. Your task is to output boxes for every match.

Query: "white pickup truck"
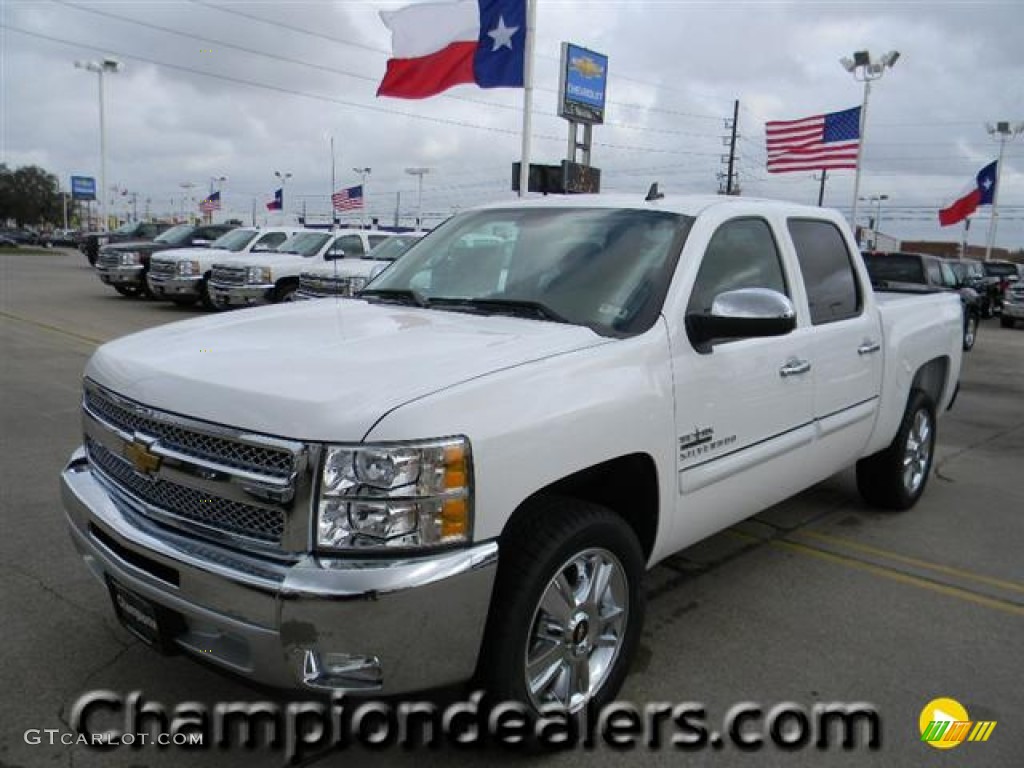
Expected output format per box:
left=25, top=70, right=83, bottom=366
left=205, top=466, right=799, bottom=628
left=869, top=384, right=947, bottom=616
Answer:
left=208, top=229, right=391, bottom=306
left=61, top=194, right=962, bottom=715
left=147, top=227, right=304, bottom=309
left=297, top=232, right=425, bottom=299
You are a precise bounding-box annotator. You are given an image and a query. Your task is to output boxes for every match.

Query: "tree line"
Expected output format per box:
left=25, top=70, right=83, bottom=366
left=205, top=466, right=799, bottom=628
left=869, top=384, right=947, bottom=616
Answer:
left=0, top=164, right=72, bottom=228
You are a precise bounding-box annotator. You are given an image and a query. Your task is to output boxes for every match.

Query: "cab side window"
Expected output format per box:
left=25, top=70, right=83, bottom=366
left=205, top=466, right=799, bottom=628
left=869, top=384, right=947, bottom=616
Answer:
left=254, top=232, right=286, bottom=250
left=333, top=235, right=365, bottom=258
left=368, top=235, right=390, bottom=249
left=687, top=218, right=787, bottom=316
left=788, top=219, right=861, bottom=325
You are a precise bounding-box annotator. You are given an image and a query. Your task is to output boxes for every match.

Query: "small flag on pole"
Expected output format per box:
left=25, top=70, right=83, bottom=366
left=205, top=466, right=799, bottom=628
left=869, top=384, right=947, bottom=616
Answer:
left=331, top=185, right=364, bottom=211
left=266, top=188, right=283, bottom=211
left=199, top=190, right=221, bottom=213
left=377, top=0, right=526, bottom=99
left=766, top=107, right=861, bottom=173
left=939, top=161, right=997, bottom=227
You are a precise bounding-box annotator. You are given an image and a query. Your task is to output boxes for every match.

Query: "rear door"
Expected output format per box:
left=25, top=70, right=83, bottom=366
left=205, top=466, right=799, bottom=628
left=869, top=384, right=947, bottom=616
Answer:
left=787, top=218, right=882, bottom=467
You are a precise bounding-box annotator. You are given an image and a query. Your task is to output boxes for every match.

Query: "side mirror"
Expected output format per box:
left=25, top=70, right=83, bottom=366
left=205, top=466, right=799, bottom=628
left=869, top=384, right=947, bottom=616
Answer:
left=193, top=239, right=213, bottom=247
left=686, top=288, right=796, bottom=353
left=251, top=245, right=272, bottom=253
left=325, top=249, right=345, bottom=261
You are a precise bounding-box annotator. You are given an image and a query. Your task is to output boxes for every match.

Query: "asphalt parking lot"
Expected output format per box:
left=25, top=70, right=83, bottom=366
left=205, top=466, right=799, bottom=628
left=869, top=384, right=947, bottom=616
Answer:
left=1, top=248, right=1022, bottom=767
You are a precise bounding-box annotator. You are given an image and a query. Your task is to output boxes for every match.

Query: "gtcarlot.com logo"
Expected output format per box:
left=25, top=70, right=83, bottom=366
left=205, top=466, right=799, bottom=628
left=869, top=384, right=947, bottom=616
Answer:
left=919, top=697, right=996, bottom=749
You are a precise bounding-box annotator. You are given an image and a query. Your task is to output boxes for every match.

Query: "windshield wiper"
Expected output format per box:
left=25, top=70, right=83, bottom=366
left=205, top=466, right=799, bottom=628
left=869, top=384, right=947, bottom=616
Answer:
left=359, top=288, right=430, bottom=308
left=429, top=297, right=570, bottom=324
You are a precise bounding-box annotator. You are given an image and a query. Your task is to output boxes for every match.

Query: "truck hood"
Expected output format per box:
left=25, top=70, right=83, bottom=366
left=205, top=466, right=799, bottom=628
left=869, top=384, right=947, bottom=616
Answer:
left=151, top=246, right=223, bottom=263
left=86, top=300, right=610, bottom=441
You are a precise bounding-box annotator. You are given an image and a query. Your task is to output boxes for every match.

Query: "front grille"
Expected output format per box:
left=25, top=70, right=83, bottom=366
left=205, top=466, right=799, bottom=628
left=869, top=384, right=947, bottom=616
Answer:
left=97, top=251, right=120, bottom=269
left=299, top=274, right=361, bottom=297
left=211, top=265, right=247, bottom=286
left=85, top=386, right=295, bottom=478
left=86, top=438, right=285, bottom=544
left=149, top=260, right=177, bottom=278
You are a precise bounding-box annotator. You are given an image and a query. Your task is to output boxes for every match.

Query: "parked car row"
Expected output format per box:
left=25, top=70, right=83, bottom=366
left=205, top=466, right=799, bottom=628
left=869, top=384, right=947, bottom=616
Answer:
left=91, top=223, right=426, bottom=310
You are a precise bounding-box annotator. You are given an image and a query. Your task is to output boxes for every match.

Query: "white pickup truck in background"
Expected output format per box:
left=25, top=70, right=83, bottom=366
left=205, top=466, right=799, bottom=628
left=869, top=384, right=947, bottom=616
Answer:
left=61, top=194, right=962, bottom=716
left=147, top=226, right=304, bottom=309
left=297, top=231, right=425, bottom=299
left=208, top=229, right=391, bottom=306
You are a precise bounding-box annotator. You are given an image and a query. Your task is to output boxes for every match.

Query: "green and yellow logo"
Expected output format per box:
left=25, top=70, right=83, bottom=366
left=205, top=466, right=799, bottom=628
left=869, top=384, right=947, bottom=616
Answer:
left=919, top=697, right=996, bottom=749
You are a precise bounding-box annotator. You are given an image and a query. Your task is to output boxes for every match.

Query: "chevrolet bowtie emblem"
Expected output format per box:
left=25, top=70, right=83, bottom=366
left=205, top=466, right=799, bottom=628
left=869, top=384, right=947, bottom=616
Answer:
left=124, top=438, right=161, bottom=475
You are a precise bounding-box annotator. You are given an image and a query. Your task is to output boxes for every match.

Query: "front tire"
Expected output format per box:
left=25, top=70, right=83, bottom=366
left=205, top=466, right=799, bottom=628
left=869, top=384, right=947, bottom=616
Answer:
left=856, top=389, right=936, bottom=510
left=1001, top=316, right=1015, bottom=329
left=113, top=284, right=142, bottom=298
left=478, top=497, right=645, bottom=715
left=274, top=282, right=298, bottom=303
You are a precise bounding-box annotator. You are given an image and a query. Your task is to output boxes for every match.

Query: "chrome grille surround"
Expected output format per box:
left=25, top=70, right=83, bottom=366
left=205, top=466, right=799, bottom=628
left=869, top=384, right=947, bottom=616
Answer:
left=148, top=260, right=178, bottom=278
left=82, top=379, right=313, bottom=552
left=211, top=265, right=247, bottom=286
left=97, top=250, right=121, bottom=269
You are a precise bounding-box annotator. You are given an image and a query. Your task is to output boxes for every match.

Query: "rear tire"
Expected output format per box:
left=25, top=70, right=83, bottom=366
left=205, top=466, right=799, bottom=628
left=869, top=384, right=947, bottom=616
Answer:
left=477, top=496, right=645, bottom=716
left=856, top=389, right=936, bottom=511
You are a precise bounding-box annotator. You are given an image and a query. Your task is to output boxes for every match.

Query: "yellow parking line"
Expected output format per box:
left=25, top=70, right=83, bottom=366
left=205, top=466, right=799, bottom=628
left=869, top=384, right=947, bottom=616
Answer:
left=0, top=310, right=103, bottom=346
left=772, top=538, right=1024, bottom=618
left=795, top=530, right=1024, bottom=596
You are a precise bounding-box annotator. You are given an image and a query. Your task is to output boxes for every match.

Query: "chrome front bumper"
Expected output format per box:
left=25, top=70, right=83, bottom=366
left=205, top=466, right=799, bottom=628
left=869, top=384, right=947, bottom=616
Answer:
left=97, top=265, right=144, bottom=287
left=148, top=274, right=202, bottom=299
left=61, top=447, right=499, bottom=694
left=208, top=283, right=275, bottom=307
left=1002, top=301, right=1024, bottom=319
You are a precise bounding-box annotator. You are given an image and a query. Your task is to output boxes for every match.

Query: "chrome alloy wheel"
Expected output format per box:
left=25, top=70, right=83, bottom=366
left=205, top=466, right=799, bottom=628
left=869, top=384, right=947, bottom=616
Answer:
left=524, top=548, right=629, bottom=713
left=902, top=408, right=932, bottom=495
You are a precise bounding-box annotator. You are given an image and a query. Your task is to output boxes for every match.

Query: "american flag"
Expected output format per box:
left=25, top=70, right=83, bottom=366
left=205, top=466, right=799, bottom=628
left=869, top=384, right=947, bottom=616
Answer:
left=199, top=190, right=222, bottom=213
left=765, top=107, right=861, bottom=173
left=332, top=185, right=364, bottom=211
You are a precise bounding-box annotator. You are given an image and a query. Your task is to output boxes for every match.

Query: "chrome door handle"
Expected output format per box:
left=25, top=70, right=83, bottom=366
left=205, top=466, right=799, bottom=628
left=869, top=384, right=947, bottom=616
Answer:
left=858, top=340, right=881, bottom=355
left=779, top=359, right=811, bottom=377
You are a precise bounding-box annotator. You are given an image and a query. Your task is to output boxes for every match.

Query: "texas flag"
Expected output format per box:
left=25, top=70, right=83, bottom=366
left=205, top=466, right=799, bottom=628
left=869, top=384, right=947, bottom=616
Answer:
left=377, top=0, right=525, bottom=99
left=265, top=188, right=283, bottom=211
left=939, top=161, right=997, bottom=226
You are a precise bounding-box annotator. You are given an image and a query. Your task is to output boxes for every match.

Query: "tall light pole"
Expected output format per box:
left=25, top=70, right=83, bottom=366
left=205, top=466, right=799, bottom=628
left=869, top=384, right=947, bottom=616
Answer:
left=353, top=167, right=371, bottom=228
left=983, top=121, right=1023, bottom=261
left=180, top=181, right=196, bottom=223
left=858, top=194, right=888, bottom=249
left=840, top=49, right=899, bottom=242
left=274, top=171, right=292, bottom=217
left=404, top=167, right=431, bottom=231
left=75, top=57, right=123, bottom=232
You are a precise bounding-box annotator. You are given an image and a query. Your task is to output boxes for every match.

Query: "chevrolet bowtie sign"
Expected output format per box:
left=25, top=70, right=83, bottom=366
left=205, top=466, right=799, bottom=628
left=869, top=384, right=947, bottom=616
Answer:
left=123, top=438, right=161, bottom=476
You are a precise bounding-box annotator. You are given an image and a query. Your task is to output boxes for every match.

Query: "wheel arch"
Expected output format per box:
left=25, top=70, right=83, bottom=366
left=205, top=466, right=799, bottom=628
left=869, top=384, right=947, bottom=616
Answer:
left=500, top=452, right=660, bottom=563
left=911, top=357, right=950, bottom=410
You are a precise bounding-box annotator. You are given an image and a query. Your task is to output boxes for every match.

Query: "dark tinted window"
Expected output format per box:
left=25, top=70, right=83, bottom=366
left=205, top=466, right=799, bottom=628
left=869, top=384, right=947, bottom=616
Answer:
left=368, top=234, right=390, bottom=248
left=863, top=254, right=925, bottom=284
left=254, top=232, right=287, bottom=250
left=687, top=218, right=787, bottom=316
left=984, top=262, right=1020, bottom=278
left=788, top=219, right=861, bottom=325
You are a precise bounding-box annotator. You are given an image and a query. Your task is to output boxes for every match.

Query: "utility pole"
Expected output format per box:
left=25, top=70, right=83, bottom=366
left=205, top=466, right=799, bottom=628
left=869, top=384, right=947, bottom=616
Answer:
left=394, top=191, right=401, bottom=228
left=718, top=100, right=740, bottom=195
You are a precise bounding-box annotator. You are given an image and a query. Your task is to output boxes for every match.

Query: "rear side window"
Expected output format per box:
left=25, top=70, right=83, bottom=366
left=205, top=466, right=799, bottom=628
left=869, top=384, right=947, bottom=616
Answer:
left=334, top=235, right=365, bottom=257
left=924, top=260, right=943, bottom=286
left=368, top=234, right=390, bottom=248
left=254, top=232, right=287, bottom=250
left=788, top=219, right=861, bottom=325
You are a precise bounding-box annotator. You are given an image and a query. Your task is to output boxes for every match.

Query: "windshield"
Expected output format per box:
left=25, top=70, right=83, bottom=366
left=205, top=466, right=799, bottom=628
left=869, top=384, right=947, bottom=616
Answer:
left=277, top=231, right=331, bottom=256
left=365, top=235, right=421, bottom=262
left=113, top=221, right=138, bottom=235
left=212, top=228, right=258, bottom=252
left=366, top=207, right=692, bottom=336
left=863, top=254, right=925, bottom=284
left=154, top=224, right=195, bottom=245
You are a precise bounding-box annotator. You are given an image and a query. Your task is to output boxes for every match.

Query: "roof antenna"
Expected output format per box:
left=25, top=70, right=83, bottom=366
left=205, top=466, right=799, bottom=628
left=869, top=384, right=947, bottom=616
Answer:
left=645, top=182, right=664, bottom=202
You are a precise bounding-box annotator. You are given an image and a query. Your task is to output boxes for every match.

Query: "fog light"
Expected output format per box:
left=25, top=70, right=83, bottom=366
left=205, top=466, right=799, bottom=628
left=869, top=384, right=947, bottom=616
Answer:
left=302, top=650, right=382, bottom=690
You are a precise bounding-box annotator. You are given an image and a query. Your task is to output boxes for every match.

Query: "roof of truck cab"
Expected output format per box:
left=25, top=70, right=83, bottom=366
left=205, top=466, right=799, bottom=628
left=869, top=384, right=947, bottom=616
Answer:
left=470, top=193, right=840, bottom=219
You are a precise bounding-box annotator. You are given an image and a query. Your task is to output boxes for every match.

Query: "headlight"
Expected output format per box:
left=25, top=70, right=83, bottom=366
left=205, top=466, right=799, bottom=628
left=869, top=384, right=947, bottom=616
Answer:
left=317, top=437, right=472, bottom=551
left=119, top=252, right=140, bottom=266
left=178, top=260, right=201, bottom=276
left=343, top=276, right=368, bottom=296
left=247, top=266, right=272, bottom=284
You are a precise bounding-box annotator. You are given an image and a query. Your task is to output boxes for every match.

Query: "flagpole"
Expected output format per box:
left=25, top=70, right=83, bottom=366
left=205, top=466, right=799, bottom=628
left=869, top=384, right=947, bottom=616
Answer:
left=984, top=130, right=1013, bottom=262
left=517, top=0, right=536, bottom=198
left=330, top=135, right=337, bottom=229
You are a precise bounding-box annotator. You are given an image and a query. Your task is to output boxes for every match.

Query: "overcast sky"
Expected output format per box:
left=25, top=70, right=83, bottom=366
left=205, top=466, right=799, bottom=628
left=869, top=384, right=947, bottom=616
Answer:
left=2, top=0, right=1023, bottom=247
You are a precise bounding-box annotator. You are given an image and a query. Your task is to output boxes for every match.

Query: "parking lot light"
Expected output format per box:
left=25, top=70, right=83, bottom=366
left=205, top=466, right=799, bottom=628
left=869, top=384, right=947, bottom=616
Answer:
left=74, top=58, right=123, bottom=232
